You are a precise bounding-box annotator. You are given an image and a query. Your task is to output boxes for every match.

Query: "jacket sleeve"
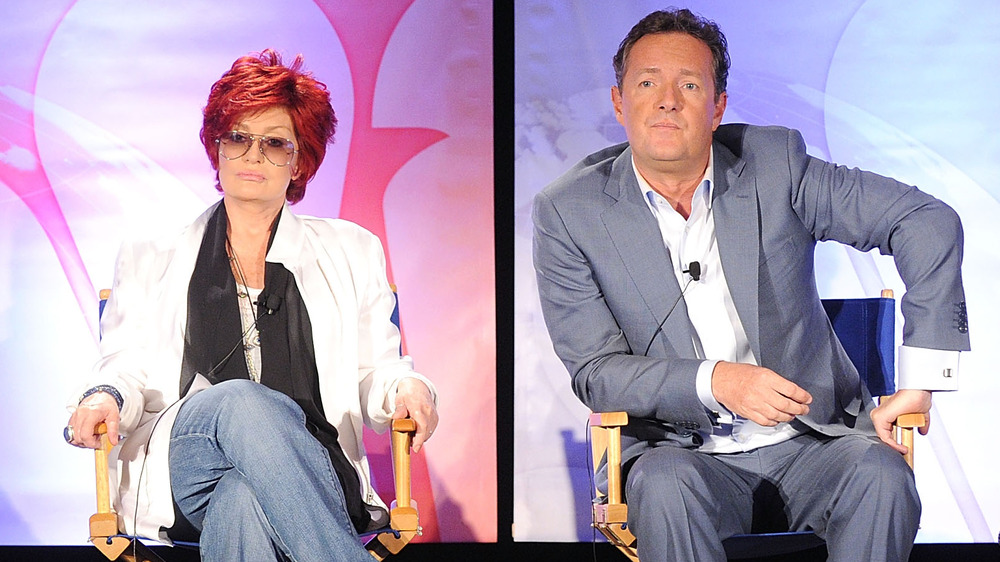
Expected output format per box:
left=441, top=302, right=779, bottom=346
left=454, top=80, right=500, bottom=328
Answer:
left=68, top=238, right=155, bottom=434
left=531, top=189, right=711, bottom=430
left=785, top=127, right=970, bottom=352
left=353, top=230, right=437, bottom=433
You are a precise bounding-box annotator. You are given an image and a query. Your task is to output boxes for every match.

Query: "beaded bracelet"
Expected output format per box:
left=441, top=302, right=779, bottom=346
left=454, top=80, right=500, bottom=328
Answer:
left=79, top=384, right=124, bottom=412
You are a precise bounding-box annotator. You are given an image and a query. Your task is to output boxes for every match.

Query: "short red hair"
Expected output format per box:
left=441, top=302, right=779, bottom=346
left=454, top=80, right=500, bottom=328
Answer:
left=200, top=49, right=337, bottom=204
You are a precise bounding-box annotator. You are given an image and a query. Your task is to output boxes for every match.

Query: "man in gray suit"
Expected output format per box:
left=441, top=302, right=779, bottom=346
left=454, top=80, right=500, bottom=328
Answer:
left=532, top=8, right=970, bottom=562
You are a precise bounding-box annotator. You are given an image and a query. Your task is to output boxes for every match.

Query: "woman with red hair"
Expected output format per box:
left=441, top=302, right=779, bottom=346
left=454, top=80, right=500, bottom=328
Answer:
left=64, top=50, right=438, bottom=561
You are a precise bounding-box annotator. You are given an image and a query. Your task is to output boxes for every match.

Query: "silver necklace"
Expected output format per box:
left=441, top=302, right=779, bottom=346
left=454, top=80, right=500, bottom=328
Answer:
left=227, top=238, right=262, bottom=383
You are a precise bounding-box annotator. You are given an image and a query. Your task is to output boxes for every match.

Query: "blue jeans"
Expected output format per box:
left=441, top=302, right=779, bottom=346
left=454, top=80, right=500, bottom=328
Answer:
left=168, top=379, right=372, bottom=562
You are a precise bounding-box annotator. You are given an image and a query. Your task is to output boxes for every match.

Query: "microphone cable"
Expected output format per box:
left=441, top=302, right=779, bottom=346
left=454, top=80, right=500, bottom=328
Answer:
left=641, top=261, right=701, bottom=356
left=128, top=242, right=276, bottom=550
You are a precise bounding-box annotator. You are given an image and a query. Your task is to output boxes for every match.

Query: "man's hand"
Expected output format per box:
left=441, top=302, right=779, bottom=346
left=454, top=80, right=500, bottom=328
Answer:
left=393, top=378, right=438, bottom=453
left=66, top=392, right=121, bottom=449
left=711, top=362, right=813, bottom=426
left=870, top=389, right=932, bottom=454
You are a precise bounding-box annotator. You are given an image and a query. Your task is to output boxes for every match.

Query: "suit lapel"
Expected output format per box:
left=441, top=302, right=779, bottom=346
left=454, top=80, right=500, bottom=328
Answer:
left=712, top=141, right=762, bottom=362
left=600, top=147, right=693, bottom=356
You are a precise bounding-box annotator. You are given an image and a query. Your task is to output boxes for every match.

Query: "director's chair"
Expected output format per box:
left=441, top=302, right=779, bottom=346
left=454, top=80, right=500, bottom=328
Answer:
left=589, top=290, right=927, bottom=560
left=87, top=289, right=421, bottom=561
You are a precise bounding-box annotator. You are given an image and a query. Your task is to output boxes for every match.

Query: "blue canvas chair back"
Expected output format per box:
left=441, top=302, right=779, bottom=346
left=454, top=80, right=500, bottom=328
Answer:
left=723, top=294, right=895, bottom=559
left=821, top=296, right=895, bottom=396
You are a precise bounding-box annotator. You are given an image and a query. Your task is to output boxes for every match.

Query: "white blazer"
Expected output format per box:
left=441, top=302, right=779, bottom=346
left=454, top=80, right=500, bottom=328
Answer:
left=76, top=201, right=435, bottom=541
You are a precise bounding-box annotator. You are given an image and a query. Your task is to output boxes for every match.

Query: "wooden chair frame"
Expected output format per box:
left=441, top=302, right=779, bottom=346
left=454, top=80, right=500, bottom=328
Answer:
left=588, top=290, right=927, bottom=560
left=89, top=420, right=419, bottom=561
left=89, top=288, right=421, bottom=560
left=589, top=412, right=637, bottom=562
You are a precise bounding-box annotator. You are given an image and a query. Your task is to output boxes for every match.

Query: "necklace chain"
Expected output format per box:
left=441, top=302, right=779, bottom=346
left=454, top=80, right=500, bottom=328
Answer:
left=227, top=237, right=262, bottom=383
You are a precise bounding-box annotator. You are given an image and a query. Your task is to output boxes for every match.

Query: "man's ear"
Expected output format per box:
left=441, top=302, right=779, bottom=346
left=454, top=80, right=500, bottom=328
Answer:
left=712, top=91, right=728, bottom=130
left=611, top=86, right=625, bottom=125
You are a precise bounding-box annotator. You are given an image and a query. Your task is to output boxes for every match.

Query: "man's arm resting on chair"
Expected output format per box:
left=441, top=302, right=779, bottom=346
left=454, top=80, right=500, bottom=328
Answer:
left=871, top=344, right=961, bottom=453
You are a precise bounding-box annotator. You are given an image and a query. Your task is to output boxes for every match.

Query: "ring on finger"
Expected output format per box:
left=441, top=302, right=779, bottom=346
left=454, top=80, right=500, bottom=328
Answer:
left=64, top=425, right=75, bottom=444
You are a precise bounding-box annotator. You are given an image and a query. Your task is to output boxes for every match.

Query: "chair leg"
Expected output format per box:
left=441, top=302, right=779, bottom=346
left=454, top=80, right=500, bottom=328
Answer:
left=90, top=534, right=132, bottom=561
left=594, top=503, right=638, bottom=562
left=365, top=537, right=392, bottom=561
left=365, top=523, right=418, bottom=561
left=595, top=530, right=639, bottom=562
left=589, top=413, right=637, bottom=560
left=116, top=540, right=168, bottom=562
left=90, top=535, right=166, bottom=562
left=364, top=504, right=419, bottom=560
left=365, top=419, right=420, bottom=559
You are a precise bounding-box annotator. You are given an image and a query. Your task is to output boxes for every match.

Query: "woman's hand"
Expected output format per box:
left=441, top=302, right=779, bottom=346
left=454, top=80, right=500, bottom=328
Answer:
left=66, top=392, right=121, bottom=449
left=393, top=378, right=438, bottom=453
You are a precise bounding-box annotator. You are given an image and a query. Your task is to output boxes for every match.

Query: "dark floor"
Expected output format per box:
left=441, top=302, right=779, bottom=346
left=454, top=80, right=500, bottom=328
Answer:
left=1, top=542, right=997, bottom=562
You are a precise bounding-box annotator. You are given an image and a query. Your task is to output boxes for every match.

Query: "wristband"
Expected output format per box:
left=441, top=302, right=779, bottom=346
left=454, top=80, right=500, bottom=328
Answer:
left=80, top=384, right=124, bottom=411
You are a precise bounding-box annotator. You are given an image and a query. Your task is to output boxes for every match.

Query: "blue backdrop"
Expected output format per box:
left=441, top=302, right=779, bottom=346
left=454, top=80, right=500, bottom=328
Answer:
left=0, top=0, right=496, bottom=545
left=514, top=0, right=999, bottom=543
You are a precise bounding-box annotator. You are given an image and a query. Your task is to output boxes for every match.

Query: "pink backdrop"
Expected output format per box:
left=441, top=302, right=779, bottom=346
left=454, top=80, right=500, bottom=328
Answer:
left=0, top=0, right=495, bottom=544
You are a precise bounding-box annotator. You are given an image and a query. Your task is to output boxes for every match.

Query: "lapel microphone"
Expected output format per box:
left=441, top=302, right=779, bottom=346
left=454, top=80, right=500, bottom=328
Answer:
left=203, top=290, right=278, bottom=383
left=684, top=261, right=701, bottom=282
left=642, top=261, right=702, bottom=356
left=256, top=291, right=283, bottom=315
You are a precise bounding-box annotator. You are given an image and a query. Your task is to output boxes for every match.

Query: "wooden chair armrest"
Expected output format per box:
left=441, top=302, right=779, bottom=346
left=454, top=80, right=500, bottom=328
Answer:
left=589, top=411, right=634, bottom=555
left=367, top=419, right=420, bottom=559
left=589, top=411, right=629, bottom=428
left=389, top=419, right=418, bottom=519
left=588, top=412, right=628, bottom=506
left=93, top=423, right=112, bottom=517
left=391, top=418, right=417, bottom=432
left=89, top=423, right=135, bottom=560
left=894, top=413, right=926, bottom=471
left=895, top=413, right=927, bottom=428
left=878, top=396, right=927, bottom=470
left=876, top=399, right=925, bottom=470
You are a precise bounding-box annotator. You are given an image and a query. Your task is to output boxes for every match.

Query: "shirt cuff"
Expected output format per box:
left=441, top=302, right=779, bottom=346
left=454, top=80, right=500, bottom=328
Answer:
left=696, top=359, right=732, bottom=424
left=897, top=345, right=960, bottom=391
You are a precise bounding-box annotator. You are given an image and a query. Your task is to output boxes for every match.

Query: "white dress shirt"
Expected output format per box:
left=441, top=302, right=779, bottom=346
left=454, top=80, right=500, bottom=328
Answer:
left=632, top=153, right=959, bottom=454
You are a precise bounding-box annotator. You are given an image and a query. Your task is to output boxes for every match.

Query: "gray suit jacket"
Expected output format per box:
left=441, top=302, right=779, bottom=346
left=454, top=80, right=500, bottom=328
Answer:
left=532, top=124, right=970, bottom=457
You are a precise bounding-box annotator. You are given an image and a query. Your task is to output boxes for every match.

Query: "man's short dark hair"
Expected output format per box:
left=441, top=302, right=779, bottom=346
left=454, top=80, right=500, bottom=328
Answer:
left=613, top=8, right=730, bottom=100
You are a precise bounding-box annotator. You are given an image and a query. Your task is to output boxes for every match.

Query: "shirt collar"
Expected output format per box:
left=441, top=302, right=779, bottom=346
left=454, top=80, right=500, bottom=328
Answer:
left=633, top=146, right=715, bottom=212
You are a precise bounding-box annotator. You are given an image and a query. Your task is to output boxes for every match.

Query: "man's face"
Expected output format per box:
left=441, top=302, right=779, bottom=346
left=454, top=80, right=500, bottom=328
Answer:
left=612, top=32, right=727, bottom=176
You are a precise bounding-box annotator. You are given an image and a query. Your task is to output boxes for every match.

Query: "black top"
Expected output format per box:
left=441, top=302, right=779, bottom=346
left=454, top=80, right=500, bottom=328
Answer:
left=176, top=204, right=383, bottom=537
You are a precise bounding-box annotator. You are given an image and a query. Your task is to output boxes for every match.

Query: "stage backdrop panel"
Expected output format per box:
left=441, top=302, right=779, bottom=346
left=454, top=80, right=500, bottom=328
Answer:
left=0, top=0, right=495, bottom=545
left=514, top=0, right=998, bottom=543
